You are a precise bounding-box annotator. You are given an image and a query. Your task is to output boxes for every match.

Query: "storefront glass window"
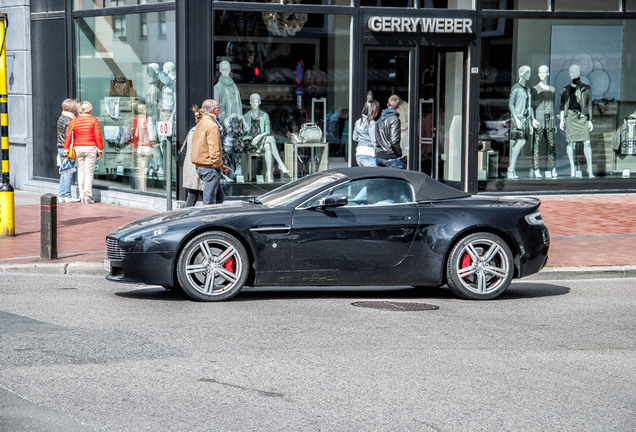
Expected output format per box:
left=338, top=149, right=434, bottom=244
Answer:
left=75, top=0, right=171, bottom=9
left=628, top=0, right=636, bottom=12
left=361, top=0, right=414, bottom=5
left=75, top=11, right=176, bottom=194
left=555, top=1, right=620, bottom=11
left=483, top=0, right=548, bottom=10
left=479, top=19, right=636, bottom=190
left=360, top=0, right=475, bottom=7
left=213, top=11, right=351, bottom=187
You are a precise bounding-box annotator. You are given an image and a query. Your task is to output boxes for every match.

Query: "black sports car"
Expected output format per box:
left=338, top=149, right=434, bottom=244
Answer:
left=105, top=167, right=549, bottom=301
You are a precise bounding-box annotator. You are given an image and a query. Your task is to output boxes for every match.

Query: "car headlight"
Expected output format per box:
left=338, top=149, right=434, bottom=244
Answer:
left=525, top=211, right=545, bottom=226
left=123, top=226, right=168, bottom=242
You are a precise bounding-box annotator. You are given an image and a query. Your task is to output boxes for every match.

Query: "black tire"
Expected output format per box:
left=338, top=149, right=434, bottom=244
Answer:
left=446, top=232, right=514, bottom=300
left=176, top=231, right=249, bottom=301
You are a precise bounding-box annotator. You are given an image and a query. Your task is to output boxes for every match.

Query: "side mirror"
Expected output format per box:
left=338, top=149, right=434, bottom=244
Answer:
left=320, top=194, right=348, bottom=208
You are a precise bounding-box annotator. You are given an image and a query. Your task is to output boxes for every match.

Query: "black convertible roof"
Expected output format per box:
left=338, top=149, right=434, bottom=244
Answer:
left=326, top=167, right=471, bottom=201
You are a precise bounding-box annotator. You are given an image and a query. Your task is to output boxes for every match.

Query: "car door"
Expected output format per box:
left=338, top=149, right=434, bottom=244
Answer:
left=291, top=178, right=419, bottom=279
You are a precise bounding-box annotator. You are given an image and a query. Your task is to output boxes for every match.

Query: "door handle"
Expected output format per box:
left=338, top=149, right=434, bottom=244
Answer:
left=388, top=216, right=405, bottom=221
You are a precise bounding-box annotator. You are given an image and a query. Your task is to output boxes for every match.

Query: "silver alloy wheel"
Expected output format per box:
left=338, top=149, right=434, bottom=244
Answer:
left=454, top=238, right=510, bottom=295
left=176, top=231, right=249, bottom=301
left=184, top=237, right=243, bottom=296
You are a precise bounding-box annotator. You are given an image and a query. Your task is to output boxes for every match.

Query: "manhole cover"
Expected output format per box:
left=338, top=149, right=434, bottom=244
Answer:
left=351, top=301, right=439, bottom=311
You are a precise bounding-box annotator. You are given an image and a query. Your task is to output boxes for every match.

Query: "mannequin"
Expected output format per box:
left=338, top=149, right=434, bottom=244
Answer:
left=145, top=63, right=162, bottom=119
left=531, top=65, right=557, bottom=178
left=151, top=61, right=176, bottom=179
left=214, top=60, right=243, bottom=122
left=243, top=93, right=289, bottom=182
left=508, top=65, right=532, bottom=178
left=160, top=61, right=176, bottom=123
left=560, top=64, right=594, bottom=177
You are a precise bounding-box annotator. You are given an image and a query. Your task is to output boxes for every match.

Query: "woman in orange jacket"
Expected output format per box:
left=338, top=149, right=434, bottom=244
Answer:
left=64, top=101, right=104, bottom=204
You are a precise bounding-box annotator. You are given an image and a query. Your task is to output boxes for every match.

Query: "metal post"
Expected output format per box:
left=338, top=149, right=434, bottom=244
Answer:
left=0, top=12, right=15, bottom=237
left=40, top=194, right=58, bottom=260
left=166, top=136, right=172, bottom=211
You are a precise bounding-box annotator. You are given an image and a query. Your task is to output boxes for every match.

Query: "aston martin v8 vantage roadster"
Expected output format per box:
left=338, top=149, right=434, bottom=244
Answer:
left=105, top=167, right=549, bottom=301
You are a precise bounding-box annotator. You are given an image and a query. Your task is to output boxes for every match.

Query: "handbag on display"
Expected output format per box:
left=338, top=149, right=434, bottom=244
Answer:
left=59, top=157, right=76, bottom=174
left=298, top=122, right=322, bottom=143
left=109, top=74, right=135, bottom=97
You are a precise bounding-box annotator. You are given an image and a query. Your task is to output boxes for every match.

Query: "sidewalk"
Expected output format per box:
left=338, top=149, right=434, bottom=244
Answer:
left=1, top=190, right=636, bottom=280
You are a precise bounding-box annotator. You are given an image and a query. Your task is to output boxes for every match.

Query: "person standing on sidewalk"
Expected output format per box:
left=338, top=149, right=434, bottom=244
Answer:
left=56, top=99, right=80, bottom=202
left=191, top=99, right=230, bottom=205
left=375, top=94, right=405, bottom=169
left=64, top=101, right=104, bottom=204
left=180, top=105, right=204, bottom=207
left=353, top=98, right=380, bottom=167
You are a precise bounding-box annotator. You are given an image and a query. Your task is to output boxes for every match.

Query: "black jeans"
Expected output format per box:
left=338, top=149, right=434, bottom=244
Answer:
left=184, top=188, right=202, bottom=207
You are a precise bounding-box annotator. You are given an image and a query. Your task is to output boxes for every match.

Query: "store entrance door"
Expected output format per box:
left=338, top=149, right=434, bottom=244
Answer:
left=365, top=46, right=467, bottom=186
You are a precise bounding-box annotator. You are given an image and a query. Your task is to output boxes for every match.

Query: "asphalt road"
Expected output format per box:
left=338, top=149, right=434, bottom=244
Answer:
left=1, top=275, right=634, bottom=431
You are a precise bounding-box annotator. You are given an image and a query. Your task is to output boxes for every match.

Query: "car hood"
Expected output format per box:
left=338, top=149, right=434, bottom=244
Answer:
left=107, top=200, right=266, bottom=237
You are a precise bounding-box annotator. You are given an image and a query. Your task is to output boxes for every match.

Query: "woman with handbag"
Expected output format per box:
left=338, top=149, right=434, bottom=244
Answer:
left=179, top=106, right=204, bottom=207
left=353, top=98, right=380, bottom=167
left=64, top=101, right=104, bottom=204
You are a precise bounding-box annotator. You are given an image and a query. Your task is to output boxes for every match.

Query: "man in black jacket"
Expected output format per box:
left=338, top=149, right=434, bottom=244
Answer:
left=375, top=94, right=405, bottom=169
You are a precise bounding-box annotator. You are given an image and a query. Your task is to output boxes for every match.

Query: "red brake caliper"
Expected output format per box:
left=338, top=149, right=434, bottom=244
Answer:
left=461, top=254, right=471, bottom=280
left=224, top=257, right=234, bottom=273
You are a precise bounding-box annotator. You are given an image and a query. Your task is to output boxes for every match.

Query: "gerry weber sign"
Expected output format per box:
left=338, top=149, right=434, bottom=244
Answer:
left=368, top=16, right=473, bottom=34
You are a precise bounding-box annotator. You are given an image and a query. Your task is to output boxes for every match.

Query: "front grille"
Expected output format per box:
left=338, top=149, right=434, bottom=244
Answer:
left=106, top=236, right=126, bottom=260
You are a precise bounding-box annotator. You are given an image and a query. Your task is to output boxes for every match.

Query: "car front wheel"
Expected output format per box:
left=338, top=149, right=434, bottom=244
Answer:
left=176, top=231, right=249, bottom=301
left=446, top=232, right=514, bottom=300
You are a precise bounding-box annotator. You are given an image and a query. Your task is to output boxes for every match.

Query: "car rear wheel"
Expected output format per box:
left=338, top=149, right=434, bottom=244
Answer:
left=176, top=231, right=249, bottom=301
left=446, top=232, right=513, bottom=300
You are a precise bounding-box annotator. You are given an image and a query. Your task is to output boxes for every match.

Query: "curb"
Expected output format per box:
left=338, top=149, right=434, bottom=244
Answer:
left=523, top=265, right=636, bottom=281
left=0, top=262, right=106, bottom=277
left=2, top=262, right=636, bottom=280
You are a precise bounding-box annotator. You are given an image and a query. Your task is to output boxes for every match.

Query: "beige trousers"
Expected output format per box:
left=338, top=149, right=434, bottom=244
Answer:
left=75, top=146, right=97, bottom=201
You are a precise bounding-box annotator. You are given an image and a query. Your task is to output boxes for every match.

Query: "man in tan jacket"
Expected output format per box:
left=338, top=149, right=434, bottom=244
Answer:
left=191, top=99, right=229, bottom=204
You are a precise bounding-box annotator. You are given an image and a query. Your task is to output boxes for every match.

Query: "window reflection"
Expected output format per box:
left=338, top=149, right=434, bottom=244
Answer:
left=75, top=11, right=176, bottom=193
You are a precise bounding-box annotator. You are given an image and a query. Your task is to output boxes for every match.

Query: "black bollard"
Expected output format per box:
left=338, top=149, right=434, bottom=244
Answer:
left=40, top=193, right=58, bottom=260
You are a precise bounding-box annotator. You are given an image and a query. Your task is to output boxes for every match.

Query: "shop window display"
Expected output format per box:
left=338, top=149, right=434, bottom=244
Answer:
left=213, top=10, right=351, bottom=185
left=479, top=19, right=636, bottom=186
left=75, top=11, right=176, bottom=193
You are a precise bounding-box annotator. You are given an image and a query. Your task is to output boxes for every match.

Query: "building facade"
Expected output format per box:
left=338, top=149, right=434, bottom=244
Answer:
left=3, top=1, right=636, bottom=210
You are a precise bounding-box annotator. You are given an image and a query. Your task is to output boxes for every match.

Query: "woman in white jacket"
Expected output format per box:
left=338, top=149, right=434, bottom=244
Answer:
left=353, top=98, right=380, bottom=167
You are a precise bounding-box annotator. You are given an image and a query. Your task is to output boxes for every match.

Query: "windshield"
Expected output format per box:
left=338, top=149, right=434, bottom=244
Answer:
left=256, top=172, right=346, bottom=207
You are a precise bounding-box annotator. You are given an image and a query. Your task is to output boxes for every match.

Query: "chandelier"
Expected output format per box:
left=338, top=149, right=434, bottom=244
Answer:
left=262, top=10, right=308, bottom=38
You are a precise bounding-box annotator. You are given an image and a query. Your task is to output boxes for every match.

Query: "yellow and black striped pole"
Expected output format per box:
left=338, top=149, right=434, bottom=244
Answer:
left=0, top=12, right=15, bottom=237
